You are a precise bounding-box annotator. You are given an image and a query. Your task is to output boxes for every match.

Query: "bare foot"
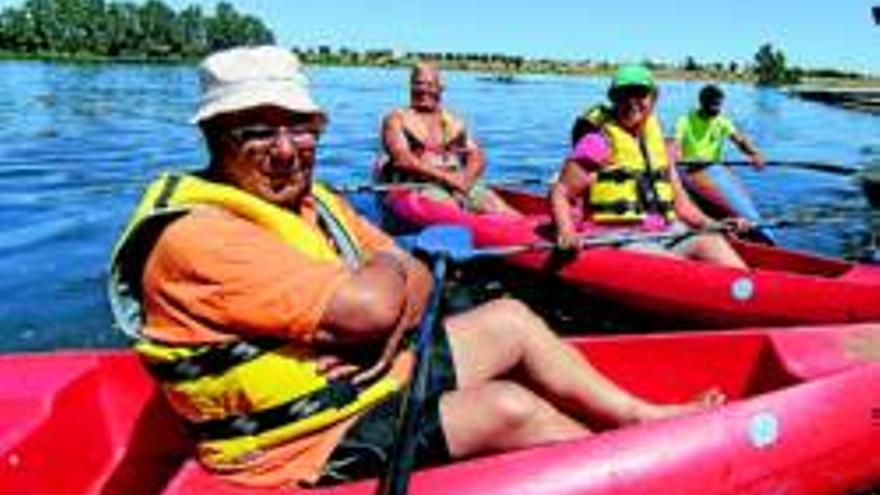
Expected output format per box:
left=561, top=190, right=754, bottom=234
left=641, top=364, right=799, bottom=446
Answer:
left=632, top=388, right=726, bottom=423
left=843, top=332, right=880, bottom=361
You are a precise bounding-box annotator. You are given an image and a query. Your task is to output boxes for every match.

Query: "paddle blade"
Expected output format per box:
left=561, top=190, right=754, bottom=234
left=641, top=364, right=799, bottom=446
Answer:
left=414, top=225, right=474, bottom=261
left=874, top=6, right=879, bottom=24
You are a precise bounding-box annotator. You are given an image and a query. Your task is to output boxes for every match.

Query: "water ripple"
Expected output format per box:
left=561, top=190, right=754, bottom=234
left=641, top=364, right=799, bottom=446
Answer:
left=0, top=61, right=878, bottom=352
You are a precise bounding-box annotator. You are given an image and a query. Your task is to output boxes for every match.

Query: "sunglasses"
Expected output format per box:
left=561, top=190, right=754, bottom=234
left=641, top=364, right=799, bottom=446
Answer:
left=226, top=124, right=319, bottom=151
left=611, top=85, right=654, bottom=102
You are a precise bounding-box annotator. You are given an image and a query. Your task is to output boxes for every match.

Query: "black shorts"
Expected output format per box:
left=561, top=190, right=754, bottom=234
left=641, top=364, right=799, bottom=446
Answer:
left=316, top=328, right=458, bottom=486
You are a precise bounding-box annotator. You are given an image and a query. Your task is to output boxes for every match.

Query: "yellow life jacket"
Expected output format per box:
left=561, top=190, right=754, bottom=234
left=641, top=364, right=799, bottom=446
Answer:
left=582, top=106, right=677, bottom=223
left=108, top=172, right=402, bottom=470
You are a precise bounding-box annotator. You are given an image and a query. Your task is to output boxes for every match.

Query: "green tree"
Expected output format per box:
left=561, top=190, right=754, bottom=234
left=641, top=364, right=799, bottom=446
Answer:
left=683, top=55, right=700, bottom=72
left=236, top=14, right=272, bottom=45
left=176, top=5, right=206, bottom=56
left=105, top=2, right=144, bottom=56
left=0, top=7, right=40, bottom=51
left=72, top=0, right=108, bottom=54
left=23, top=0, right=57, bottom=52
left=753, top=43, right=800, bottom=86
left=206, top=1, right=239, bottom=51
left=0, top=0, right=274, bottom=60
left=139, top=0, right=176, bottom=56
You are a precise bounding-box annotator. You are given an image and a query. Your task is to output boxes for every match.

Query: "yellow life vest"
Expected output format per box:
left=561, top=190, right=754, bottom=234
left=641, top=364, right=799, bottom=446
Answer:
left=582, top=106, right=677, bottom=223
left=108, top=172, right=402, bottom=470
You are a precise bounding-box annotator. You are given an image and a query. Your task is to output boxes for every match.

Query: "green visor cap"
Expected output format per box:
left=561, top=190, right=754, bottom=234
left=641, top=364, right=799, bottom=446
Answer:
left=611, top=64, right=655, bottom=89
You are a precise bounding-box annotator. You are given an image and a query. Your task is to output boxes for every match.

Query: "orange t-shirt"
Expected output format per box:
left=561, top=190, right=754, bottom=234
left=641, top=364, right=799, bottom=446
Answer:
left=141, top=193, right=402, bottom=487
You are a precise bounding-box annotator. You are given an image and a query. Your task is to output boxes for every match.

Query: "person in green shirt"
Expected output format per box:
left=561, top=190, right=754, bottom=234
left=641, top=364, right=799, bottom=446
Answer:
left=676, top=84, right=764, bottom=167
left=674, top=84, right=773, bottom=243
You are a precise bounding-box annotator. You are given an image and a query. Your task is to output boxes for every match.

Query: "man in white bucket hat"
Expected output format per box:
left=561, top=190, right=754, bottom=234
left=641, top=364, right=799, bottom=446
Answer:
left=109, top=45, right=720, bottom=489
left=192, top=45, right=323, bottom=124
left=192, top=45, right=328, bottom=209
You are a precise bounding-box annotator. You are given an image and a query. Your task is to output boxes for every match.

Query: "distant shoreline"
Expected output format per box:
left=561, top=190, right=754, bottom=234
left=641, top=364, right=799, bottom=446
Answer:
left=0, top=50, right=197, bottom=65
left=1, top=50, right=877, bottom=90
left=300, top=57, right=759, bottom=84
left=294, top=51, right=879, bottom=87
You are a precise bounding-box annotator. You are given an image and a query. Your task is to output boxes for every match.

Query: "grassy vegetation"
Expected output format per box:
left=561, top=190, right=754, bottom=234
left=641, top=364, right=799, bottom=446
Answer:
left=294, top=46, right=878, bottom=88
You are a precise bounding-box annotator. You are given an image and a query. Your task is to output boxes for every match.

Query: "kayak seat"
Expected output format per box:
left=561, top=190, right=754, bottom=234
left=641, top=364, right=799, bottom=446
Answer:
left=571, top=331, right=803, bottom=403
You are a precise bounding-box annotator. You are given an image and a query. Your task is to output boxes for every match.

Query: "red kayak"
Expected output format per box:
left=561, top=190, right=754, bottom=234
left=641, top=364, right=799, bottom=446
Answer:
left=2, top=324, right=880, bottom=495
left=385, top=187, right=880, bottom=328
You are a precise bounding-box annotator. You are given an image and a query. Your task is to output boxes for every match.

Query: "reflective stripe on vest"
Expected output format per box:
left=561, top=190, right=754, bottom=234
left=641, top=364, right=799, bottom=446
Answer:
left=108, top=172, right=401, bottom=469
left=584, top=107, right=676, bottom=223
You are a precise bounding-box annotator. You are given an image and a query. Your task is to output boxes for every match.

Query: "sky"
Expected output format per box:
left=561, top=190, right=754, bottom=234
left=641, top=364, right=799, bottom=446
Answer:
left=2, top=0, right=878, bottom=73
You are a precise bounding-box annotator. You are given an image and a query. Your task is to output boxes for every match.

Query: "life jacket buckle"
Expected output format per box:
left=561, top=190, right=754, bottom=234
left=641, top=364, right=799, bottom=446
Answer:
left=229, top=415, right=261, bottom=436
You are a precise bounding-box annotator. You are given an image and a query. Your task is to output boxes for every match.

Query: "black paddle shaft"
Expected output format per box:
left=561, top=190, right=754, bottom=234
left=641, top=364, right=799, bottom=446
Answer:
left=689, top=160, right=860, bottom=175
left=379, top=254, right=448, bottom=495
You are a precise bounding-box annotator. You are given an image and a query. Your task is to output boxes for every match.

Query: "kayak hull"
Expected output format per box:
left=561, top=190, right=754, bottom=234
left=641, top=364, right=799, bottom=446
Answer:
left=2, top=325, right=880, bottom=494
left=384, top=188, right=880, bottom=327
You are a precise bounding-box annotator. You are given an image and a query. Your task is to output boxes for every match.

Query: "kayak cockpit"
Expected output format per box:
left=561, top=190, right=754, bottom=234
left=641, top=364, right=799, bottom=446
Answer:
left=732, top=238, right=853, bottom=277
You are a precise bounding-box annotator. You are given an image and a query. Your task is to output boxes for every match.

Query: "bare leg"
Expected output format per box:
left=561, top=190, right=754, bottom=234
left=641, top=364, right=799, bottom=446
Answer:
left=844, top=328, right=880, bottom=361
left=440, top=381, right=589, bottom=458
left=682, top=233, right=748, bottom=269
left=444, top=299, right=719, bottom=425
left=622, top=242, right=686, bottom=259
left=478, top=190, right=522, bottom=216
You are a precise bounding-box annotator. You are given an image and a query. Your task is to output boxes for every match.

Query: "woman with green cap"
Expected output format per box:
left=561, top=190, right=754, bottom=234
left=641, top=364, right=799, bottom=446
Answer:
left=551, top=65, right=749, bottom=268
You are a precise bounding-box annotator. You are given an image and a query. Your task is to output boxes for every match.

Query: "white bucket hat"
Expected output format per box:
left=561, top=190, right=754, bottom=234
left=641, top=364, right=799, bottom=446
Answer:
left=191, top=45, right=324, bottom=124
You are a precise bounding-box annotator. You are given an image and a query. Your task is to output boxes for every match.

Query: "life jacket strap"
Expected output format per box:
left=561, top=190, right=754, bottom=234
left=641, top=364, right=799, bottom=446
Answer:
left=188, top=379, right=360, bottom=440
left=596, top=168, right=667, bottom=184
left=314, top=194, right=362, bottom=268
left=143, top=339, right=284, bottom=383
left=591, top=199, right=674, bottom=215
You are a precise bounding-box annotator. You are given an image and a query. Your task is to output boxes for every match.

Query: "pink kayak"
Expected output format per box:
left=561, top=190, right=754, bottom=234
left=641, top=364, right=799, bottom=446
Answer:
left=2, top=324, right=880, bottom=495
left=384, top=187, right=880, bottom=328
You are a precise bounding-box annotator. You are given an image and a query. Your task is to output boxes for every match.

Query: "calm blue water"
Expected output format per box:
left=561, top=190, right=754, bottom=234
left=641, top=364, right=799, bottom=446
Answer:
left=0, top=60, right=878, bottom=352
